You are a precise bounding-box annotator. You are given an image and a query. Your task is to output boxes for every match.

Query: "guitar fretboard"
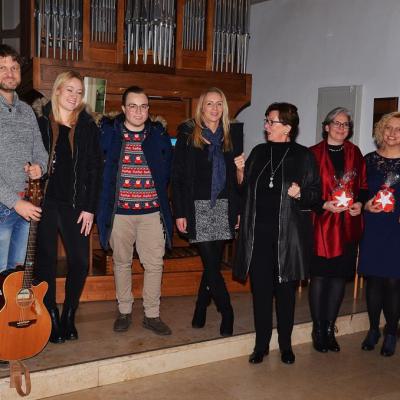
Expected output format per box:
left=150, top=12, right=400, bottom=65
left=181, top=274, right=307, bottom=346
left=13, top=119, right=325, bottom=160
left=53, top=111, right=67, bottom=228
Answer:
left=22, top=221, right=38, bottom=290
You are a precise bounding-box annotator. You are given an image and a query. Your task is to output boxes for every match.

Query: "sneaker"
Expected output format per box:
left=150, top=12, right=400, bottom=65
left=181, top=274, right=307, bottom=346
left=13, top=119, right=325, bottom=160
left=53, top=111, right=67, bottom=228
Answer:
left=143, top=316, right=172, bottom=336
left=113, top=313, right=132, bottom=332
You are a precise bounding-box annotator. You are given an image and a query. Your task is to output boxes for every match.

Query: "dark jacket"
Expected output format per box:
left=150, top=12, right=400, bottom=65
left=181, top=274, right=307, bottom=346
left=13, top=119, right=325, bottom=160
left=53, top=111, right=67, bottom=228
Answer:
left=37, top=103, right=103, bottom=213
left=97, top=114, right=173, bottom=250
left=233, top=142, right=321, bottom=282
left=172, top=120, right=240, bottom=240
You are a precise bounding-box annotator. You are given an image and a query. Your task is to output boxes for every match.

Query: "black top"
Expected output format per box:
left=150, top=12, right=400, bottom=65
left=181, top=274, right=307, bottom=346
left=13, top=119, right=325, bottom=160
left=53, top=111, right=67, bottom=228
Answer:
left=328, top=144, right=345, bottom=177
left=256, top=141, right=291, bottom=236
left=46, top=124, right=73, bottom=204
left=193, top=144, right=228, bottom=200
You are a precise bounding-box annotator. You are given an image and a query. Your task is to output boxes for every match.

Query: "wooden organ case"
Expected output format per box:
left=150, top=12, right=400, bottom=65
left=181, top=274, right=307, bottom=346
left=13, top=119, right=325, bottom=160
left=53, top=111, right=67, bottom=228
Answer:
left=21, top=0, right=252, bottom=301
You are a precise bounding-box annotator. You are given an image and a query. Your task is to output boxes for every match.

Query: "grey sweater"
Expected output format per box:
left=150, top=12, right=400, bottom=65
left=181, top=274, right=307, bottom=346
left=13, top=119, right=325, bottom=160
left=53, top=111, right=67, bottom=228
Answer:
left=0, top=92, right=48, bottom=209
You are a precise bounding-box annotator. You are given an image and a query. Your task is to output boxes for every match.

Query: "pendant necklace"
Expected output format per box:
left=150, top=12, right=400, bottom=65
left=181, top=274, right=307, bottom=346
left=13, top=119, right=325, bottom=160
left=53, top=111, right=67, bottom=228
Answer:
left=269, top=146, right=290, bottom=188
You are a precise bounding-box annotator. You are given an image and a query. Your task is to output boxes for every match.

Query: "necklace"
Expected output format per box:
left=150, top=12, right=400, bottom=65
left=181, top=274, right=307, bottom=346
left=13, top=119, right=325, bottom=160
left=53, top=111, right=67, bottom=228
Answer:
left=328, top=145, right=344, bottom=152
left=269, top=146, right=290, bottom=188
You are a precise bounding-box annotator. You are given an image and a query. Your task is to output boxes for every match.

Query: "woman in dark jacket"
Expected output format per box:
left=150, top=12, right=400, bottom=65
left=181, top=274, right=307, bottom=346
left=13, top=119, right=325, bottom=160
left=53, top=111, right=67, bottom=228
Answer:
left=234, top=103, right=320, bottom=364
left=35, top=70, right=103, bottom=343
left=358, top=112, right=400, bottom=356
left=172, top=87, right=239, bottom=336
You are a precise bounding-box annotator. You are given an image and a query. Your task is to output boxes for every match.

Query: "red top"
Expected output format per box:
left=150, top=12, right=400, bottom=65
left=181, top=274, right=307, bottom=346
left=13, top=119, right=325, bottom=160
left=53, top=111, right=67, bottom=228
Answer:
left=310, top=140, right=367, bottom=258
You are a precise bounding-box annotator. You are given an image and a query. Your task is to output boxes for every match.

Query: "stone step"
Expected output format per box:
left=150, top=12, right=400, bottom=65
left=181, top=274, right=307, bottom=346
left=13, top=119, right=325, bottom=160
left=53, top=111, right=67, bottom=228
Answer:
left=0, top=312, right=372, bottom=400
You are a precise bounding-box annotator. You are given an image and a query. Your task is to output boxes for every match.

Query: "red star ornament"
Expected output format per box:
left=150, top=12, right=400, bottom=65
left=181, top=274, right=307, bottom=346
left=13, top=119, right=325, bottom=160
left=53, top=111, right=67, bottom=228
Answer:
left=332, top=189, right=353, bottom=208
left=373, top=189, right=395, bottom=212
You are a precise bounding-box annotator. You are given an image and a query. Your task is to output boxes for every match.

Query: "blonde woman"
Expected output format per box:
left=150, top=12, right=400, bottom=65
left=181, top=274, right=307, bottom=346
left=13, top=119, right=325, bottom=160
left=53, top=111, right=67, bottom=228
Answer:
left=35, top=71, right=102, bottom=343
left=172, top=87, right=239, bottom=336
left=359, top=112, right=400, bottom=356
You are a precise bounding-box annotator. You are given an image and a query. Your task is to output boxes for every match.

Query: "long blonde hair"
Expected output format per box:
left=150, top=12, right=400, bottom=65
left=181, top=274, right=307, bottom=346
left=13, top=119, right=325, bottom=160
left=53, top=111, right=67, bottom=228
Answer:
left=51, top=70, right=85, bottom=126
left=192, top=87, right=232, bottom=152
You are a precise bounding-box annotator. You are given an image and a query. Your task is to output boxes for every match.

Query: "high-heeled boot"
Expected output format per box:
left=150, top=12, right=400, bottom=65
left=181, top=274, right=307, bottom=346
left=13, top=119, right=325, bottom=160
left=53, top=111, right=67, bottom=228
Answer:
left=192, top=286, right=212, bottom=328
left=312, top=321, right=328, bottom=352
left=61, top=306, right=78, bottom=340
left=220, top=305, right=234, bottom=337
left=49, top=308, right=65, bottom=344
left=192, top=302, right=209, bottom=328
left=326, top=321, right=340, bottom=352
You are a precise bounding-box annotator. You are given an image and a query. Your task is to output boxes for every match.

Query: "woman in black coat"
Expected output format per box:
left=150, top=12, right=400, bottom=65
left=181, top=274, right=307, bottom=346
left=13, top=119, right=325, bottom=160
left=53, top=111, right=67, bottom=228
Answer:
left=234, top=103, right=320, bottom=364
left=172, top=87, right=240, bottom=336
left=35, top=70, right=103, bottom=344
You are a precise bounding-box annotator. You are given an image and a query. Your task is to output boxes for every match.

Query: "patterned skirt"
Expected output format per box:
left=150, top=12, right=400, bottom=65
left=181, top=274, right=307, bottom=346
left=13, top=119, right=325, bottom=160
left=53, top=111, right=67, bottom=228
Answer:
left=190, top=198, right=233, bottom=243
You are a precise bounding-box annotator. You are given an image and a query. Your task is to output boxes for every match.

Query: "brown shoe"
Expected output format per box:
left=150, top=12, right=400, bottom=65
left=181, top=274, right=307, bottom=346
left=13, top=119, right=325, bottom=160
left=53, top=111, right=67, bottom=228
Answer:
left=143, top=316, right=172, bottom=335
left=113, top=313, right=132, bottom=332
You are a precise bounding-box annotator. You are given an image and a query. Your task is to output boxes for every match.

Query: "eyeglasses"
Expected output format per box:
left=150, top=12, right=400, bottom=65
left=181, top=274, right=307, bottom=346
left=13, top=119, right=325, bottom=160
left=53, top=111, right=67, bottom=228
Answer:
left=264, top=118, right=283, bottom=126
left=125, top=103, right=149, bottom=112
left=331, top=120, right=350, bottom=130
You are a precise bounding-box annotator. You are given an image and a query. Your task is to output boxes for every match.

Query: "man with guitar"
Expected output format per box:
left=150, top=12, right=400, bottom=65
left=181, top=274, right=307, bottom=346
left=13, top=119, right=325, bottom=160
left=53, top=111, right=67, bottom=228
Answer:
left=0, top=44, right=48, bottom=274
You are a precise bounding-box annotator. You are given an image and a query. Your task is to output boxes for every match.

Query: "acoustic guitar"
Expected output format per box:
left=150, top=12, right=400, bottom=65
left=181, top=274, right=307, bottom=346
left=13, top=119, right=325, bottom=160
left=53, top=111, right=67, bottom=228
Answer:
left=0, top=179, right=51, bottom=361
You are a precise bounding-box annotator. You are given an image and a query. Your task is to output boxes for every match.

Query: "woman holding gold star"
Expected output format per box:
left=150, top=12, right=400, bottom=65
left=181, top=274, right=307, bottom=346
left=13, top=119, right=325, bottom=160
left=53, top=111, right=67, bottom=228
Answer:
left=309, top=107, right=368, bottom=354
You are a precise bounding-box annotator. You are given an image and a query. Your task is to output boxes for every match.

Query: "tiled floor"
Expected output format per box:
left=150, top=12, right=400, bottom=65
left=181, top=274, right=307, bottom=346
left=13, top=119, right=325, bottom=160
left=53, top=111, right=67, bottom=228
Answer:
left=0, top=283, right=365, bottom=379
left=45, top=331, right=400, bottom=400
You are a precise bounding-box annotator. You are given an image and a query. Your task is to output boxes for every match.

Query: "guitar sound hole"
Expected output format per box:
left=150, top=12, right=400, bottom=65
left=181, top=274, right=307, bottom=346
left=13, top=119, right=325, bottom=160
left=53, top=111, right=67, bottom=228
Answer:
left=16, top=288, right=34, bottom=308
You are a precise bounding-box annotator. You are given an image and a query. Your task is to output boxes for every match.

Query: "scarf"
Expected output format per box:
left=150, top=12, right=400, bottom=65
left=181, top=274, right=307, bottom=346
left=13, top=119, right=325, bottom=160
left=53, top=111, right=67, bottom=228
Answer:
left=202, top=126, right=226, bottom=208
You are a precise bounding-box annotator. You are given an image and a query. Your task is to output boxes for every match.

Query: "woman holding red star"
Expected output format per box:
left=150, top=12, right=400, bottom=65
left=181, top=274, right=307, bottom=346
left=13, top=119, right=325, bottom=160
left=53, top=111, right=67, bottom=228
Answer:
left=309, top=107, right=368, bottom=353
left=358, top=112, right=400, bottom=357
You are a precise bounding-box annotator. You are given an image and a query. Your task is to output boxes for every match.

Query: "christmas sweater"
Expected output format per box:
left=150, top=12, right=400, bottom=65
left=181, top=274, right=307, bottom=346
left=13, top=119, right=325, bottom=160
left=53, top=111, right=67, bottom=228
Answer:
left=116, top=127, right=159, bottom=214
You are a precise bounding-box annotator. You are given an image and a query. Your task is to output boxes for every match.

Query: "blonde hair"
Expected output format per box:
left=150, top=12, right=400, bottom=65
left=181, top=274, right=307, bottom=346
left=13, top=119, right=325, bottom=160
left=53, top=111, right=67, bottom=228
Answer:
left=51, top=70, right=85, bottom=126
left=374, top=112, right=400, bottom=148
left=192, top=87, right=232, bottom=152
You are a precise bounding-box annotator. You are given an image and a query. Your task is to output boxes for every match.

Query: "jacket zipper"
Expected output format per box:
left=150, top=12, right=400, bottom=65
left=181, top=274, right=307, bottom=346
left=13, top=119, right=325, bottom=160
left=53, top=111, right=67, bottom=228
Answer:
left=245, top=160, right=271, bottom=276
left=277, top=164, right=284, bottom=283
left=108, top=132, right=126, bottom=242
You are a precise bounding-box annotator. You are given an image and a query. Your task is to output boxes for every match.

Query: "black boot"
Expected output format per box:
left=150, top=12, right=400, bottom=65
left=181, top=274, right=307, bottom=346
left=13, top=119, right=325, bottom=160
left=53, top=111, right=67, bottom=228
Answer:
left=220, top=306, right=234, bottom=337
left=192, top=295, right=212, bottom=329
left=361, top=329, right=381, bottom=351
left=192, top=304, right=207, bottom=328
left=61, top=306, right=78, bottom=340
left=326, top=321, right=340, bottom=352
left=312, top=321, right=328, bottom=353
left=49, top=308, right=65, bottom=344
left=381, top=334, right=397, bottom=357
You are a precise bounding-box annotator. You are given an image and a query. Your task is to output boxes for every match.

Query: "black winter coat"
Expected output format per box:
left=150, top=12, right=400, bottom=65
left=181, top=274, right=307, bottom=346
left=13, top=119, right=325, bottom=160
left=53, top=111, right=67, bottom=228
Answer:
left=37, top=103, right=103, bottom=213
left=172, top=120, right=240, bottom=240
left=233, top=142, right=321, bottom=282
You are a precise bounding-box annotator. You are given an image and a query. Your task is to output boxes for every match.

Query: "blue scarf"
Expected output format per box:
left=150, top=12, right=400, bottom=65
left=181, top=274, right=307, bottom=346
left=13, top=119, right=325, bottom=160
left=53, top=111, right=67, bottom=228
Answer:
left=202, top=126, right=226, bottom=208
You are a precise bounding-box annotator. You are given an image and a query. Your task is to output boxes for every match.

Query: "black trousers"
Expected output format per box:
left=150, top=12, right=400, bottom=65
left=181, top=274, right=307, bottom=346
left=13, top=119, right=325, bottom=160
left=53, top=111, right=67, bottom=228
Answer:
left=35, top=198, right=89, bottom=310
left=249, top=229, right=296, bottom=352
left=195, top=240, right=232, bottom=313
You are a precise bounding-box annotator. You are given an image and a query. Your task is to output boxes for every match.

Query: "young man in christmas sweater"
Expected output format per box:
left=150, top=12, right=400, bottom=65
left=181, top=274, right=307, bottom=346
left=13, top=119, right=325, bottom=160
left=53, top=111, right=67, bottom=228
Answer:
left=97, top=86, right=173, bottom=335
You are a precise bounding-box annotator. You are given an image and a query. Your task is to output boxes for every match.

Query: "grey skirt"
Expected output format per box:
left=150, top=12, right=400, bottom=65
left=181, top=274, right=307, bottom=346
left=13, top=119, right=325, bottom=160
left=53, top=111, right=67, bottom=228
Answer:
left=190, top=198, right=233, bottom=243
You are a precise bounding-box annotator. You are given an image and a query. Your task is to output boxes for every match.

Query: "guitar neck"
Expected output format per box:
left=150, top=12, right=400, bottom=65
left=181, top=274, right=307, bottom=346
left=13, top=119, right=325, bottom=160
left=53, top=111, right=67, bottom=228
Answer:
left=23, top=220, right=38, bottom=289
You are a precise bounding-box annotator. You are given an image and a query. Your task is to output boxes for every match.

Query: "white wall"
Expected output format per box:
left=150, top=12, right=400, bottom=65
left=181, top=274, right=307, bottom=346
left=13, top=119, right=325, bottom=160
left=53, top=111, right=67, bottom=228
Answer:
left=238, top=0, right=400, bottom=155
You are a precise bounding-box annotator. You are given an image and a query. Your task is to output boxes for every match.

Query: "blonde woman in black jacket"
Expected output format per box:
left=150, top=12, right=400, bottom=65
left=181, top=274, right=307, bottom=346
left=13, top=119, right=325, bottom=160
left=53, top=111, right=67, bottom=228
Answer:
left=172, top=87, right=240, bottom=337
left=35, top=70, right=102, bottom=344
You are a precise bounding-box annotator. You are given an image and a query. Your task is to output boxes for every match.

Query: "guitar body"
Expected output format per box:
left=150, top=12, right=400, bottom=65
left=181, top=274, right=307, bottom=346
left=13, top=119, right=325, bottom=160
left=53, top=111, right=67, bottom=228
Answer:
left=0, top=271, right=51, bottom=361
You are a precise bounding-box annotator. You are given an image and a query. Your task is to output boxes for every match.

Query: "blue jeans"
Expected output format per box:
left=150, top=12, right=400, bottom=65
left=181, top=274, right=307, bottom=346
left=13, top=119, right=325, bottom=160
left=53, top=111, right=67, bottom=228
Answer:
left=0, top=203, right=29, bottom=272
